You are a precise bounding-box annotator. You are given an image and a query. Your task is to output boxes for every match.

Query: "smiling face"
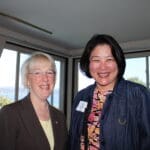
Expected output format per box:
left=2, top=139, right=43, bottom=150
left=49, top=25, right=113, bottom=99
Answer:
left=27, top=57, right=56, bottom=101
left=89, top=44, right=118, bottom=91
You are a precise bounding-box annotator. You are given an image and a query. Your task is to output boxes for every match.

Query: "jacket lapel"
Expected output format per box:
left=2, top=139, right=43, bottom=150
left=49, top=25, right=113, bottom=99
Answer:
left=49, top=106, right=61, bottom=150
left=17, top=95, right=50, bottom=150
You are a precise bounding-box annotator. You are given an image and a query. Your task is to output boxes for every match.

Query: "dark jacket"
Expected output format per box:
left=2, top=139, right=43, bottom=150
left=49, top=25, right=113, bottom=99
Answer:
left=69, top=78, right=150, bottom=150
left=0, top=95, right=68, bottom=150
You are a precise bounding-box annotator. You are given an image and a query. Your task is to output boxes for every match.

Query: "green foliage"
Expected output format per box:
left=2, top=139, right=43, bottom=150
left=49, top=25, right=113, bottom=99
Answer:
left=127, top=77, right=146, bottom=86
left=0, top=96, right=12, bottom=108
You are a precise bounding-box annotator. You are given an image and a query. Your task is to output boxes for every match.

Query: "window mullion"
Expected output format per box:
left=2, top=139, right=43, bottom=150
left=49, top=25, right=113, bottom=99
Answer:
left=15, top=52, right=20, bottom=101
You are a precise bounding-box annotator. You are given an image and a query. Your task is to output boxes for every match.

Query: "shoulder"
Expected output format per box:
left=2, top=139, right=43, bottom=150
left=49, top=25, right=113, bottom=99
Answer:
left=75, top=84, right=96, bottom=98
left=118, top=78, right=149, bottom=91
left=0, top=96, right=29, bottom=117
left=0, top=101, right=24, bottom=123
left=72, top=84, right=95, bottom=109
left=119, top=79, right=150, bottom=100
left=0, top=100, right=22, bottom=113
left=125, top=80, right=149, bottom=93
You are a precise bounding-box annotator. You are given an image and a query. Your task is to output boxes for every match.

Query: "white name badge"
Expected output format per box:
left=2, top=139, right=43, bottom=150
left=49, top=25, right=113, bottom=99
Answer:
left=76, top=101, right=88, bottom=112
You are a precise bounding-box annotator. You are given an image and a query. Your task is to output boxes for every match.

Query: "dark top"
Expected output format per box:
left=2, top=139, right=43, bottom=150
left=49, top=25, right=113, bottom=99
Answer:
left=0, top=94, right=68, bottom=150
left=69, top=78, right=150, bottom=150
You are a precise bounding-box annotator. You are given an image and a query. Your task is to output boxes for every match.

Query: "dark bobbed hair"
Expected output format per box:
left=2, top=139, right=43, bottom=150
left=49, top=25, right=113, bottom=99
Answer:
left=80, top=34, right=126, bottom=79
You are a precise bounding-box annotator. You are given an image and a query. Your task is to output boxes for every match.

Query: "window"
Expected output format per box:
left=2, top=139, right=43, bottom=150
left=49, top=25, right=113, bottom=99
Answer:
left=18, top=53, right=30, bottom=99
left=78, top=63, right=94, bottom=91
left=0, top=49, right=17, bottom=106
left=48, top=60, right=61, bottom=108
left=124, top=57, right=146, bottom=86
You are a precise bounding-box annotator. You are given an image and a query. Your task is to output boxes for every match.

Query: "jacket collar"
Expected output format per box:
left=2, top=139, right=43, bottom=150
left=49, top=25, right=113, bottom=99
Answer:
left=17, top=94, right=50, bottom=150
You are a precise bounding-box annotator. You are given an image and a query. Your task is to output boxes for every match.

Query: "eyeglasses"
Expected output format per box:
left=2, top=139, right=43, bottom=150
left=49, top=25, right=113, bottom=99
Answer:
left=28, top=70, right=55, bottom=77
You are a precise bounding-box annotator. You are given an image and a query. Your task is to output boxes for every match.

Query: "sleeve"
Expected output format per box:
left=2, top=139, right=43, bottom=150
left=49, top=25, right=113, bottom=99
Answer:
left=68, top=91, right=86, bottom=150
left=139, top=87, right=150, bottom=150
left=0, top=106, right=17, bottom=150
left=68, top=93, right=80, bottom=150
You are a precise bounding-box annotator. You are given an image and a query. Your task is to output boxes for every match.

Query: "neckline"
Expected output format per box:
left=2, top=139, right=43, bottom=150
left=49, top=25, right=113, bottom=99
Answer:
left=96, top=86, right=113, bottom=95
left=40, top=119, right=50, bottom=122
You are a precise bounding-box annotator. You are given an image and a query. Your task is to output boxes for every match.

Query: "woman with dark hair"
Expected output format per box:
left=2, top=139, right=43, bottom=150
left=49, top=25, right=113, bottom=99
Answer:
left=69, top=34, right=150, bottom=150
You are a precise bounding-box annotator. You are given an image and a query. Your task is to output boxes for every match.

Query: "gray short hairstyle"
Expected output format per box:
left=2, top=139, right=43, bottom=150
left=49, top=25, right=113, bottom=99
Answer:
left=21, top=52, right=56, bottom=88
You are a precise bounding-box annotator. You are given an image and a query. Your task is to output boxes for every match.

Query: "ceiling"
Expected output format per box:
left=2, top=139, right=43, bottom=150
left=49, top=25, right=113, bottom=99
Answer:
left=0, top=0, right=150, bottom=50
